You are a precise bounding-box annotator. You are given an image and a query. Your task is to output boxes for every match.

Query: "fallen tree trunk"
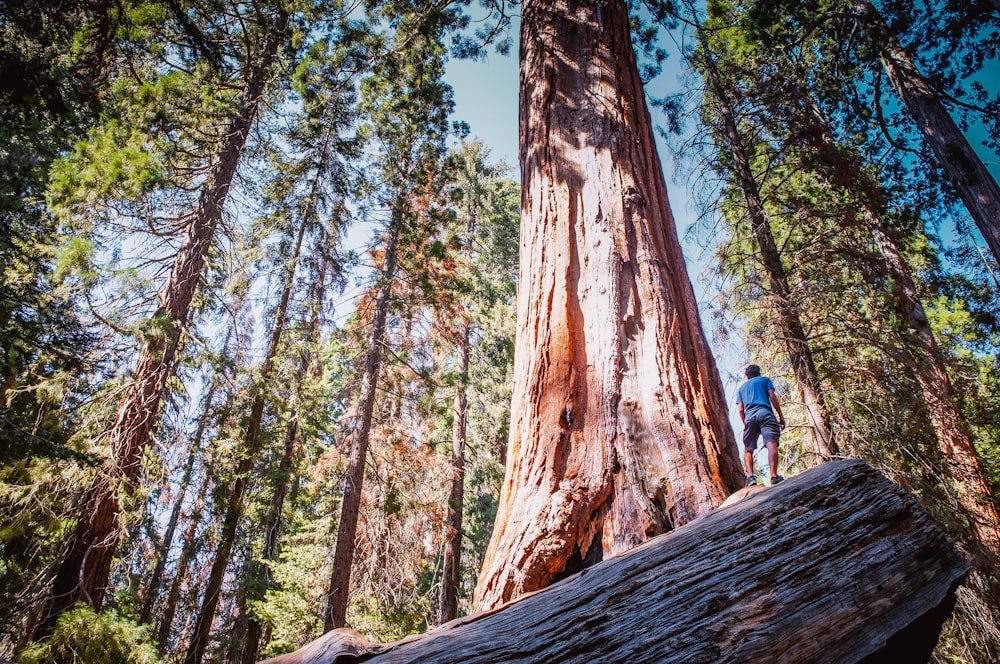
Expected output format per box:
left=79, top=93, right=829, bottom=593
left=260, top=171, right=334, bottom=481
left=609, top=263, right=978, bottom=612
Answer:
left=263, top=460, right=969, bottom=664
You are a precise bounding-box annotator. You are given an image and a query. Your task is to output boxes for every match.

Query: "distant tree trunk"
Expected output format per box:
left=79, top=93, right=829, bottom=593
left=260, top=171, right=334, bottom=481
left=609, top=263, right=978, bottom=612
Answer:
left=856, top=0, right=1000, bottom=263
left=240, top=182, right=332, bottom=664
left=34, top=11, right=288, bottom=639
left=158, top=461, right=210, bottom=652
left=239, top=403, right=299, bottom=662
left=439, top=322, right=469, bottom=624
left=323, top=214, right=402, bottom=631
left=185, top=188, right=308, bottom=664
left=866, top=212, right=1000, bottom=559
left=473, top=0, right=744, bottom=612
left=140, top=367, right=222, bottom=625
left=694, top=20, right=837, bottom=459
left=802, top=103, right=1000, bottom=562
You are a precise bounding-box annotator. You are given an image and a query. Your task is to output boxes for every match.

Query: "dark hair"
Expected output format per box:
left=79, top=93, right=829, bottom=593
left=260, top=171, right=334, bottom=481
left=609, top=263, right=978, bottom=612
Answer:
left=745, top=364, right=761, bottom=378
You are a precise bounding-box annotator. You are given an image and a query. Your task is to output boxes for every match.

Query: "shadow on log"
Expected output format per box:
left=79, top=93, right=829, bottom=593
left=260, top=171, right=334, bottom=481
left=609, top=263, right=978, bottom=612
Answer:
left=262, top=460, right=969, bottom=664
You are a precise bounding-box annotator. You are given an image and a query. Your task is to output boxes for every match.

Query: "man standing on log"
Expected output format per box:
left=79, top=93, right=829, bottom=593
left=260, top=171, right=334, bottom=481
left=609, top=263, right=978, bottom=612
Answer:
left=737, top=364, right=786, bottom=487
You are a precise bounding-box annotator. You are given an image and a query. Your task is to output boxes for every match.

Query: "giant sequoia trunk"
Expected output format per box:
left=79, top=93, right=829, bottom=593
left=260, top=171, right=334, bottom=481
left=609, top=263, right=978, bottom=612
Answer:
left=473, top=0, right=745, bottom=612
left=695, top=22, right=838, bottom=459
left=856, top=0, right=1000, bottom=263
left=36, top=12, right=287, bottom=638
left=264, top=460, right=969, bottom=664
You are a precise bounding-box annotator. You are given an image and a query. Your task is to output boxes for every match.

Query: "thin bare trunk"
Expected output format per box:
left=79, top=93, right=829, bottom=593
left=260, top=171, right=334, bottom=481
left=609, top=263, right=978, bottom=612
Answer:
left=473, top=0, right=744, bottom=612
left=157, top=463, right=209, bottom=652
left=35, top=11, right=287, bottom=638
left=185, top=181, right=308, bottom=664
left=139, top=372, right=221, bottom=624
left=857, top=0, right=1000, bottom=263
left=439, top=322, right=469, bottom=624
left=323, top=215, right=402, bottom=631
left=695, top=20, right=837, bottom=458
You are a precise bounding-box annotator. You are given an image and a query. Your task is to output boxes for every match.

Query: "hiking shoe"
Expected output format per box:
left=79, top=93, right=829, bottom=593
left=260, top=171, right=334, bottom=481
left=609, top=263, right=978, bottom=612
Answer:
left=745, top=475, right=757, bottom=488
left=770, top=475, right=784, bottom=486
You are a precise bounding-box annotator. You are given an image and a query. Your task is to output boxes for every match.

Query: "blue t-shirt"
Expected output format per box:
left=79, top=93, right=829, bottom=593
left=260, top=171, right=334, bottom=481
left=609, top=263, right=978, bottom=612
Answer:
left=737, top=376, right=775, bottom=417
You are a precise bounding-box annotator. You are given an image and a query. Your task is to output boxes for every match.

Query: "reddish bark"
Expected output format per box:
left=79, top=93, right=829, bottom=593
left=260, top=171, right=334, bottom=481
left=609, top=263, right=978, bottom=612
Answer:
left=473, top=0, right=744, bottom=611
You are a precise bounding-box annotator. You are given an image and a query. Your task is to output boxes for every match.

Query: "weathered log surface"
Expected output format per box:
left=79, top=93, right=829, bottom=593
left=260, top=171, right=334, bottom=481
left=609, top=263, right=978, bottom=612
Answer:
left=262, top=460, right=969, bottom=664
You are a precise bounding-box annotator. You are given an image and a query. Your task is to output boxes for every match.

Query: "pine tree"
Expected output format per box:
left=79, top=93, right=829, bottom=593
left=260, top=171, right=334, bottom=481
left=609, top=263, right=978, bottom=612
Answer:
left=322, top=1, right=456, bottom=631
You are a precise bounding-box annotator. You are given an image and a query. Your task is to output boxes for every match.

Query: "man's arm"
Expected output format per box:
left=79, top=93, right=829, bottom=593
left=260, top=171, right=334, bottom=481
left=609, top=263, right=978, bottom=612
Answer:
left=738, top=402, right=746, bottom=425
left=768, top=388, right=786, bottom=430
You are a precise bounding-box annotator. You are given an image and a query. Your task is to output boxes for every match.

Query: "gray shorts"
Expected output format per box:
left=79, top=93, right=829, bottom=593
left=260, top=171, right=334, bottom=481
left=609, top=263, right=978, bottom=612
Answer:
left=743, top=410, right=780, bottom=452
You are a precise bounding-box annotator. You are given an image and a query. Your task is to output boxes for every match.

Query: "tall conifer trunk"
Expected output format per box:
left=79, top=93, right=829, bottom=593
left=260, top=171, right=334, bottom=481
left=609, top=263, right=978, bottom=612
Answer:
left=323, top=215, right=402, bottom=631
left=157, top=469, right=208, bottom=652
left=473, top=0, right=744, bottom=612
left=695, top=21, right=837, bottom=459
left=185, top=189, right=308, bottom=664
left=801, top=103, right=1000, bottom=561
left=439, top=322, right=469, bottom=624
left=242, top=245, right=329, bottom=664
left=856, top=0, right=1000, bottom=263
left=866, top=213, right=1000, bottom=559
left=35, top=11, right=288, bottom=638
left=139, top=372, right=219, bottom=625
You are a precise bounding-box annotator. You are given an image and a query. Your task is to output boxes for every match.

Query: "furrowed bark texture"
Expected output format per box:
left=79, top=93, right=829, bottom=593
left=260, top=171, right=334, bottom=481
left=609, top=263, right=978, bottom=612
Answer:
left=473, top=0, right=744, bottom=611
left=696, top=22, right=837, bottom=458
left=37, top=12, right=287, bottom=638
left=264, top=460, right=969, bottom=664
left=857, top=0, right=1000, bottom=263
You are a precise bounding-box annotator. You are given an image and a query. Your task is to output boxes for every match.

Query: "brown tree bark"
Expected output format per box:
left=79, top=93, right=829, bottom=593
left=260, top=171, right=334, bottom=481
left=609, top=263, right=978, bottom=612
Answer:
left=856, top=0, right=1000, bottom=264
left=439, top=321, right=469, bottom=624
left=473, top=0, right=745, bottom=612
left=695, top=20, right=837, bottom=458
left=323, top=216, right=402, bottom=631
left=185, top=177, right=309, bottom=664
left=35, top=11, right=287, bottom=639
left=265, top=461, right=969, bottom=664
left=865, top=212, right=1000, bottom=560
